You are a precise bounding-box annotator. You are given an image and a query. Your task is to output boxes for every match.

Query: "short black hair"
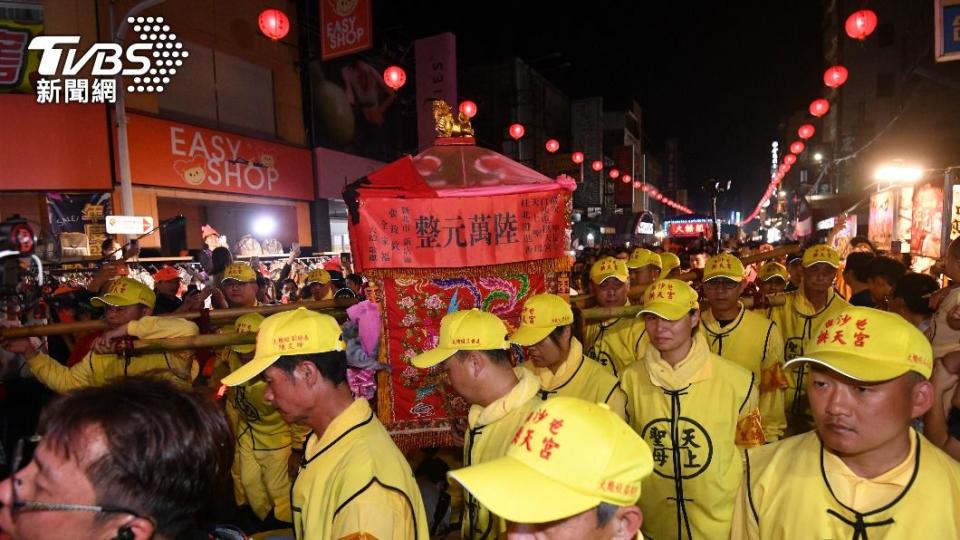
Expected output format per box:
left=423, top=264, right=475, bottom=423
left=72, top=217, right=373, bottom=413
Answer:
left=891, top=272, right=938, bottom=317
left=40, top=378, right=234, bottom=539
left=844, top=251, right=875, bottom=282
left=272, top=351, right=348, bottom=385
left=457, top=348, right=511, bottom=365
left=866, top=256, right=907, bottom=286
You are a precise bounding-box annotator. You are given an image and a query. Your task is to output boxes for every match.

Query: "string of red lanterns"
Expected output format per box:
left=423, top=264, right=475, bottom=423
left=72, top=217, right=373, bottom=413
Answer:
left=739, top=8, right=877, bottom=226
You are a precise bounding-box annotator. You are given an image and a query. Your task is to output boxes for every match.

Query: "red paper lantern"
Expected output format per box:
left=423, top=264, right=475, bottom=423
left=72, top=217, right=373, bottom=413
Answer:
left=623, top=174, right=632, bottom=183
left=789, top=141, right=805, bottom=154
left=545, top=139, right=560, bottom=153
left=809, top=99, right=830, bottom=117
left=509, top=123, right=525, bottom=140
left=258, top=9, right=290, bottom=41
left=797, top=124, right=816, bottom=139
left=845, top=9, right=878, bottom=41
left=784, top=154, right=797, bottom=165
left=633, top=180, right=642, bottom=189
left=823, top=66, right=849, bottom=88
left=778, top=164, right=789, bottom=174
left=459, top=101, right=477, bottom=119
left=383, top=66, right=406, bottom=90
left=572, top=152, right=584, bottom=164
left=609, top=168, right=620, bottom=179
left=591, top=160, right=603, bottom=172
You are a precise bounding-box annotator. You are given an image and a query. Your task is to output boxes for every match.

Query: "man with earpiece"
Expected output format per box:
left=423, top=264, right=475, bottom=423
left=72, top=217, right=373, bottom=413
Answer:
left=0, top=377, right=236, bottom=540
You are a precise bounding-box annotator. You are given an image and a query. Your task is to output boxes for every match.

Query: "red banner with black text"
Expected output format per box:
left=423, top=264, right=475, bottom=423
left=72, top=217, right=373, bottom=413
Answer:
left=350, top=189, right=571, bottom=271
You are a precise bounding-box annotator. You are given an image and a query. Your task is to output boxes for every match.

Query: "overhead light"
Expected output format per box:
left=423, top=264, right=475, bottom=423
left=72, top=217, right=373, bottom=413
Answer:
left=813, top=152, right=823, bottom=162
left=874, top=163, right=923, bottom=183
left=253, top=216, right=277, bottom=237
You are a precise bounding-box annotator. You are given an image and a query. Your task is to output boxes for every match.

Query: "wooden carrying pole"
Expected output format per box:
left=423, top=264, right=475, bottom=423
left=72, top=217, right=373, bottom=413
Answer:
left=0, top=299, right=358, bottom=340
left=570, top=244, right=800, bottom=309
left=579, top=293, right=787, bottom=323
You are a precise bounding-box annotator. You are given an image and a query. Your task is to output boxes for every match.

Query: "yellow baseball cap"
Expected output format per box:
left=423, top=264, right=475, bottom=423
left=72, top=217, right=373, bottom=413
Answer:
left=660, top=252, right=681, bottom=275
left=221, top=308, right=345, bottom=386
left=626, top=248, right=662, bottom=270
left=703, top=253, right=745, bottom=282
left=449, top=397, right=653, bottom=524
left=91, top=277, right=156, bottom=309
left=411, top=309, right=510, bottom=369
left=639, top=279, right=699, bottom=321
left=222, top=263, right=257, bottom=283
left=785, top=306, right=933, bottom=381
left=759, top=261, right=789, bottom=282
left=509, top=294, right=574, bottom=347
left=590, top=257, right=629, bottom=285
left=306, top=268, right=331, bottom=285
left=231, top=312, right=265, bottom=354
left=802, top=244, right=840, bottom=268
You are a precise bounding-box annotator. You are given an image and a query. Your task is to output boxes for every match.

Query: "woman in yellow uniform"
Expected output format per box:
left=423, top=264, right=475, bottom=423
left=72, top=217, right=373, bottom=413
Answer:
left=510, top=293, right=627, bottom=419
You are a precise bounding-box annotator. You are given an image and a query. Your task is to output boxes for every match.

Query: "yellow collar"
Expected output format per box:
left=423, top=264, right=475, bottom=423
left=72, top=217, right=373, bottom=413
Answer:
left=313, top=398, right=372, bottom=452
left=643, top=333, right=713, bottom=390
left=526, top=337, right=585, bottom=391
left=823, top=430, right=916, bottom=488
left=793, top=288, right=837, bottom=317
left=701, top=304, right=746, bottom=334
left=469, top=367, right=540, bottom=428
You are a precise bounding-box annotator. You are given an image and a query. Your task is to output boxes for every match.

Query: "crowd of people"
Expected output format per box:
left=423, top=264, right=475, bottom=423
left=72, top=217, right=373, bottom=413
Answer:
left=1, top=227, right=960, bottom=539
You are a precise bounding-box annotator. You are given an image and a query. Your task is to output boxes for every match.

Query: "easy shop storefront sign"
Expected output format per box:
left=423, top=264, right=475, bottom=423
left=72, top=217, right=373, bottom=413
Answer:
left=126, top=114, right=313, bottom=200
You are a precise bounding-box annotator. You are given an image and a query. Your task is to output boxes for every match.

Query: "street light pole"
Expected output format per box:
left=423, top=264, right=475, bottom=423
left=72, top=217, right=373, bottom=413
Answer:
left=111, top=0, right=167, bottom=236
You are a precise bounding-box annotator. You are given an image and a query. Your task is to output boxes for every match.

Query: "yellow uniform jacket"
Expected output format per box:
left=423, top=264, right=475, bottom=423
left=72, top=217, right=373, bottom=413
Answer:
left=768, top=289, right=849, bottom=414
left=27, top=316, right=198, bottom=392
left=583, top=305, right=645, bottom=377
left=462, top=368, right=542, bottom=539
left=621, top=334, right=764, bottom=540
left=700, top=306, right=789, bottom=441
left=522, top=337, right=627, bottom=420
left=732, top=430, right=960, bottom=539
left=291, top=398, right=429, bottom=540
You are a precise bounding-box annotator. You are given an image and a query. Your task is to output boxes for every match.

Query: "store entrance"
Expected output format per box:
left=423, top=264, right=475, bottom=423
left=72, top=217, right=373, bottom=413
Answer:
left=156, top=198, right=299, bottom=257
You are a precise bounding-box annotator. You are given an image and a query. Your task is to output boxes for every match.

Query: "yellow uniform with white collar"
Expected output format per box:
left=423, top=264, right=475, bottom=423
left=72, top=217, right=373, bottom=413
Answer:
left=768, top=246, right=850, bottom=415
left=27, top=278, right=198, bottom=392
left=293, top=398, right=429, bottom=540
left=701, top=306, right=788, bottom=441
left=621, top=280, right=764, bottom=540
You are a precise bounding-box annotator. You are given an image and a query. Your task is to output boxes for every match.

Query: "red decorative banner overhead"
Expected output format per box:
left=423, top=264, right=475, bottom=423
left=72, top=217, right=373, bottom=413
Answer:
left=351, top=190, right=571, bottom=271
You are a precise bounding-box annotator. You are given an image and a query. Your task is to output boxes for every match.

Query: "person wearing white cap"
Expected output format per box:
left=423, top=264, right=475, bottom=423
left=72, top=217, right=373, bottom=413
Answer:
left=450, top=397, right=653, bottom=539
left=412, top=308, right=542, bottom=540
left=732, top=306, right=960, bottom=538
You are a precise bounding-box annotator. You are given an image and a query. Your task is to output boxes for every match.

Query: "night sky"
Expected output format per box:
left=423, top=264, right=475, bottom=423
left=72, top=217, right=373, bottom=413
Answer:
left=377, top=1, right=823, bottom=215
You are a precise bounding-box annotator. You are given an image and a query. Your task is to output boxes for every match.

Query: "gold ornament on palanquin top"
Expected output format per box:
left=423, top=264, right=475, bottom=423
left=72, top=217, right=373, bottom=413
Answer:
left=432, top=100, right=474, bottom=138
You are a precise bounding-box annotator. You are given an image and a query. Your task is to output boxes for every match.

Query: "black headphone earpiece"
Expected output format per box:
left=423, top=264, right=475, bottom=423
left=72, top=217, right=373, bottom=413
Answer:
left=115, top=525, right=134, bottom=540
